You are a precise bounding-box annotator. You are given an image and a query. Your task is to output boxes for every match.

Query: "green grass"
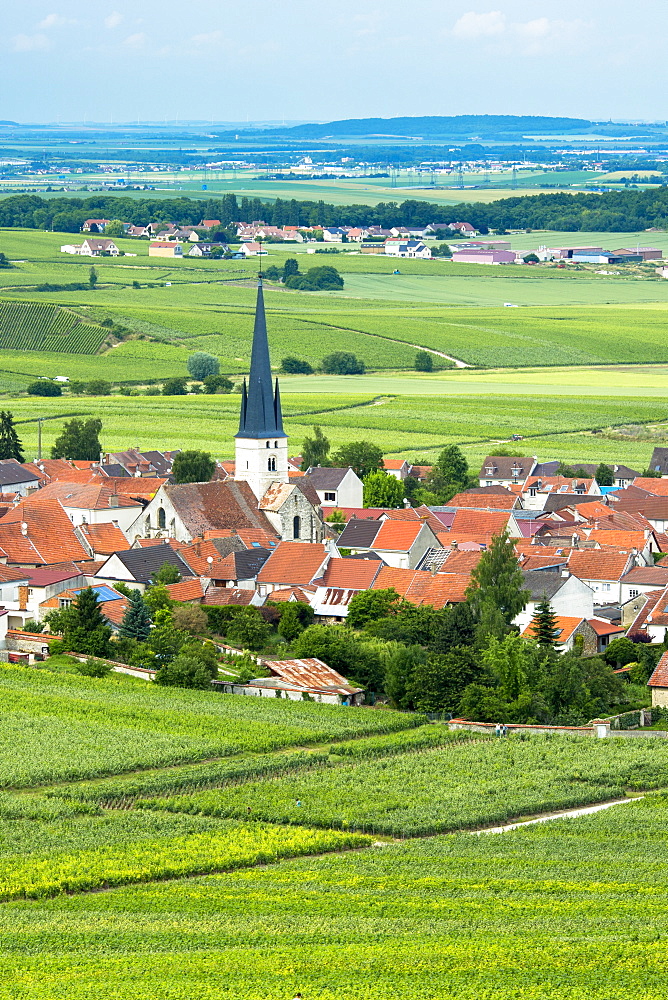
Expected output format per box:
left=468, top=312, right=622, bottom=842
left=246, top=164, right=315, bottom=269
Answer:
left=1, top=793, right=668, bottom=998
left=0, top=665, right=419, bottom=788
left=137, top=735, right=668, bottom=837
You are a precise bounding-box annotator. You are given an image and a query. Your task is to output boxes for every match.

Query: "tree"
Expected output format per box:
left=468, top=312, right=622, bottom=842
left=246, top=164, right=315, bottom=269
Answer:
left=523, top=253, right=540, bottom=263
left=325, top=509, right=346, bottom=533
left=433, top=602, right=477, bottom=653
left=407, top=648, right=480, bottom=713
left=0, top=252, right=10, bottom=268
left=154, top=562, right=181, bottom=585
left=603, top=636, right=638, bottom=667
left=332, top=441, right=383, bottom=479
left=321, top=351, right=364, bottom=375
left=118, top=590, right=152, bottom=642
left=281, top=356, right=314, bottom=375
left=187, top=352, right=220, bottom=380
left=202, top=374, right=233, bottom=394
left=301, top=425, right=330, bottom=469
left=226, top=608, right=270, bottom=651
left=162, top=377, right=188, bottom=396
left=347, top=589, right=405, bottom=629
left=363, top=470, right=404, bottom=508
left=172, top=450, right=215, bottom=484
left=102, top=219, right=125, bottom=238
left=466, top=529, right=530, bottom=627
left=282, top=258, right=299, bottom=280
left=277, top=603, right=306, bottom=642
left=61, top=587, right=112, bottom=657
left=51, top=417, right=102, bottom=460
left=286, top=266, right=344, bottom=291
left=0, top=411, right=24, bottom=462
left=415, top=350, right=434, bottom=372
left=431, top=243, right=452, bottom=258
left=262, top=265, right=282, bottom=281
left=529, top=597, right=562, bottom=647
left=172, top=604, right=208, bottom=636
left=89, top=266, right=98, bottom=288
left=86, top=379, right=112, bottom=396
left=384, top=644, right=426, bottom=708
left=595, top=463, right=614, bottom=487
left=481, top=634, right=540, bottom=702
left=143, top=584, right=173, bottom=614
left=27, top=380, right=61, bottom=397
left=145, top=608, right=189, bottom=665
left=427, top=446, right=472, bottom=502
left=155, top=652, right=216, bottom=689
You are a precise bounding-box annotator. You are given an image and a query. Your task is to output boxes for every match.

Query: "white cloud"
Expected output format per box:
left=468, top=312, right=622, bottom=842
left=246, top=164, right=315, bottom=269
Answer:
left=37, top=14, right=64, bottom=29
left=452, top=11, right=505, bottom=40
left=123, top=32, right=146, bottom=48
left=189, top=30, right=224, bottom=47
left=105, top=11, right=123, bottom=29
left=12, top=33, right=51, bottom=52
left=451, top=11, right=588, bottom=55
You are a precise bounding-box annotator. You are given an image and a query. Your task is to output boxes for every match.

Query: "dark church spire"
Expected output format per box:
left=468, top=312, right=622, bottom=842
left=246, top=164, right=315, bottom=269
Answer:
left=236, top=279, right=286, bottom=439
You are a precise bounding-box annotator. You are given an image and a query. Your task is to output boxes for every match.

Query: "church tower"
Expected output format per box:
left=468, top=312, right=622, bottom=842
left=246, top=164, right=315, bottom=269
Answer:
left=235, top=279, right=289, bottom=500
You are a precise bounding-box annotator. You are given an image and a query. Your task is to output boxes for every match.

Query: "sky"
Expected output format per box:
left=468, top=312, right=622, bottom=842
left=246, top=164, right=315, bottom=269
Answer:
left=2, top=1, right=667, bottom=124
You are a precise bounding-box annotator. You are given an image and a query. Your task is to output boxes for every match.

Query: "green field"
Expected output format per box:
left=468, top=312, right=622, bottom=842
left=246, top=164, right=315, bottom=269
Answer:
left=2, top=659, right=668, bottom=999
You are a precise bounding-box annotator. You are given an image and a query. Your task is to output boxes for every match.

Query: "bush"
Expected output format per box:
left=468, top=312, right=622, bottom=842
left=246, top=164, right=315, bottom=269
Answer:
left=281, top=356, right=314, bottom=375
left=86, top=379, right=112, bottom=396
left=27, top=380, right=61, bottom=397
left=415, top=351, right=434, bottom=372
left=144, top=386, right=161, bottom=396
left=285, top=265, right=344, bottom=291
left=76, top=657, right=113, bottom=678
left=162, top=377, right=188, bottom=396
left=321, top=351, right=365, bottom=375
left=203, top=374, right=233, bottom=394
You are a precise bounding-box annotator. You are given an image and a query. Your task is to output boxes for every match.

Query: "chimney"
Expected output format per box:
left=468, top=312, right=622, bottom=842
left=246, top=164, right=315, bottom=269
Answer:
left=561, top=568, right=570, bottom=578
left=109, top=495, right=119, bottom=508
left=18, top=586, right=28, bottom=610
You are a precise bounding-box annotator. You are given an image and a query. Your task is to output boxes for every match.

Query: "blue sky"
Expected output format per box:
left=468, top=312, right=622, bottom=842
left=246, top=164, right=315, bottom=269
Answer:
left=2, top=1, right=666, bottom=124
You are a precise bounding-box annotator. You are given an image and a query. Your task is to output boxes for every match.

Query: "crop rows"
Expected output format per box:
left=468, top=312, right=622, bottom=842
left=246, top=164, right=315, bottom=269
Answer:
left=138, top=735, right=668, bottom=836
left=0, top=666, right=420, bottom=788
left=0, top=795, right=666, bottom=998
left=0, top=302, right=105, bottom=354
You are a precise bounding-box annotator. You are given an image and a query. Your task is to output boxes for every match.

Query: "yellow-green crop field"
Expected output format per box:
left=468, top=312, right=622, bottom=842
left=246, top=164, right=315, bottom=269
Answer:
left=3, top=662, right=668, bottom=999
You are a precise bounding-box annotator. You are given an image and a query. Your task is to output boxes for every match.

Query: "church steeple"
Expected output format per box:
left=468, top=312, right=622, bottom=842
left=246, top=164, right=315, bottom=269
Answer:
left=236, top=279, right=285, bottom=440
left=234, top=278, right=289, bottom=500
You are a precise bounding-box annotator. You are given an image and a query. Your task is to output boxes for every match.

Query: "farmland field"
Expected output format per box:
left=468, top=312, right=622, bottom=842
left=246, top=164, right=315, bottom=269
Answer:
left=2, top=657, right=668, bottom=1000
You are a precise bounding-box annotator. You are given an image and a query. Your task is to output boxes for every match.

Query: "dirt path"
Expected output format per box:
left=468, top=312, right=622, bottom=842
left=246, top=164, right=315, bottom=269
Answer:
left=471, top=795, right=639, bottom=836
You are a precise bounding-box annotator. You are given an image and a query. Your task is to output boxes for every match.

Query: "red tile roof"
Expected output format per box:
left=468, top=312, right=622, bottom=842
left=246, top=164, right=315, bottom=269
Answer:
left=588, top=530, right=649, bottom=550
left=587, top=618, right=626, bottom=637
left=448, top=492, right=516, bottom=510
left=633, top=478, right=668, bottom=497
left=522, top=615, right=586, bottom=643
left=567, top=549, right=634, bottom=582
left=314, top=558, right=381, bottom=590
left=15, top=482, right=141, bottom=511
left=0, top=500, right=90, bottom=565
left=649, top=651, right=668, bottom=687
left=78, top=522, right=131, bottom=556
left=201, top=588, right=256, bottom=606
left=267, top=587, right=315, bottom=603
left=449, top=509, right=511, bottom=537
left=100, top=598, right=128, bottom=626
left=372, top=520, right=425, bottom=552
left=257, top=542, right=327, bottom=586
left=371, top=566, right=469, bottom=607
left=166, top=579, right=206, bottom=602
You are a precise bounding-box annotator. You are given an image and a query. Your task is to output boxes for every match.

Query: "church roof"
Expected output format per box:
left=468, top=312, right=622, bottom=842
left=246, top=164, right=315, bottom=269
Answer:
left=236, top=280, right=286, bottom=440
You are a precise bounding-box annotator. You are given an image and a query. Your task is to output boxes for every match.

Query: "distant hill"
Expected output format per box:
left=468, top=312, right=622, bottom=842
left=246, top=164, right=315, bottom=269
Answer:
left=275, top=115, right=594, bottom=139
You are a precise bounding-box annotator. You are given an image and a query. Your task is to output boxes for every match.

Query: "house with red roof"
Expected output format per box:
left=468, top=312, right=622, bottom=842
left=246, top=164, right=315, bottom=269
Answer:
left=310, top=557, right=383, bottom=621
left=370, top=565, right=470, bottom=608
left=648, top=652, right=668, bottom=707
left=567, top=549, right=637, bottom=604
left=336, top=517, right=440, bottom=569
left=14, top=481, right=143, bottom=535
left=256, top=541, right=331, bottom=598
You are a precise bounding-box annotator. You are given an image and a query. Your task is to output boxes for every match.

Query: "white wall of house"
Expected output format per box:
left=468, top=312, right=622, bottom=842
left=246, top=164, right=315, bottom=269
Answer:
left=514, top=574, right=595, bottom=630
left=62, top=503, right=141, bottom=533
left=315, top=469, right=363, bottom=508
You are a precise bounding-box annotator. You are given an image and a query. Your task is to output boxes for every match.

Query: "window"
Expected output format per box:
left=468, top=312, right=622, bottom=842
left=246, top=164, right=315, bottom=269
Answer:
left=266, top=441, right=270, bottom=448
left=157, top=508, right=166, bottom=530
left=324, top=491, right=336, bottom=502
left=629, top=589, right=639, bottom=598
left=59, top=599, right=72, bottom=608
left=268, top=456, right=276, bottom=472
left=486, top=480, right=492, bottom=487
left=293, top=515, right=301, bottom=539
left=603, top=583, right=611, bottom=592
left=274, top=440, right=278, bottom=448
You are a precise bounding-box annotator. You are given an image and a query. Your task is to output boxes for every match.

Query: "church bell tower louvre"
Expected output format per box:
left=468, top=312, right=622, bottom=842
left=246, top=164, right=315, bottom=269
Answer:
left=234, top=278, right=289, bottom=500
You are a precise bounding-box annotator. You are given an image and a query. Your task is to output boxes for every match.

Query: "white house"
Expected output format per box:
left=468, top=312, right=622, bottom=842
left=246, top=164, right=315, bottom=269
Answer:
left=384, top=240, right=432, bottom=259
left=301, top=467, right=363, bottom=509
left=514, top=570, right=595, bottom=632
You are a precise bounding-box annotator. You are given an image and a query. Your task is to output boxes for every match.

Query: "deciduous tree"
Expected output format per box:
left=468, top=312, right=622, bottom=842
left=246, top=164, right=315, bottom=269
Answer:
left=172, top=450, right=215, bottom=484
left=51, top=417, right=102, bottom=460
left=332, top=440, right=383, bottom=479
left=363, top=470, right=404, bottom=509
left=301, top=425, right=330, bottom=469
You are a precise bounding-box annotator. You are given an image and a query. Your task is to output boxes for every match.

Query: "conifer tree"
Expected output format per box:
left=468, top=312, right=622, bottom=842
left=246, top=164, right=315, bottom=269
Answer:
left=530, top=597, right=562, bottom=647
left=0, top=411, right=24, bottom=462
left=61, top=587, right=112, bottom=657
left=118, top=590, right=152, bottom=642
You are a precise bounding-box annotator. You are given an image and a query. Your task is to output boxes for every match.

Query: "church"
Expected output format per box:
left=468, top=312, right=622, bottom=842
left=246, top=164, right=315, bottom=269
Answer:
left=129, top=280, right=324, bottom=544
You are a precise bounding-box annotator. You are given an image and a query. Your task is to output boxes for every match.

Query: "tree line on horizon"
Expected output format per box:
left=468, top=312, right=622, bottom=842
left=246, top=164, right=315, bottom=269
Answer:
left=2, top=186, right=668, bottom=234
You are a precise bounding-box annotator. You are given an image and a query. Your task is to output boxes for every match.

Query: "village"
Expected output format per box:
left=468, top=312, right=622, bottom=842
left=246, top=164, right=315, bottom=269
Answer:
left=0, top=278, right=666, bottom=713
